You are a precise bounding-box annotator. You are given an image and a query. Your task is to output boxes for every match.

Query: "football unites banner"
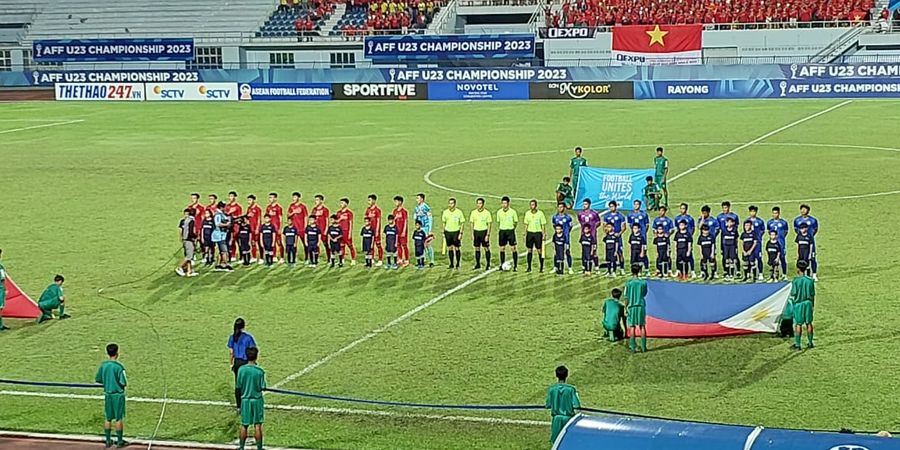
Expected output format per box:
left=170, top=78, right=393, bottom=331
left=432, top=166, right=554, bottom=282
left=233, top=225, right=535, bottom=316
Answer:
left=575, top=167, right=654, bottom=211
left=612, top=24, right=702, bottom=66
left=643, top=280, right=791, bottom=338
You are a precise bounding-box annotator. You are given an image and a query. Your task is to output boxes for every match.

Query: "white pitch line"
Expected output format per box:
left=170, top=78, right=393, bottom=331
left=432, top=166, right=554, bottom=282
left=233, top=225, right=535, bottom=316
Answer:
left=0, top=119, right=85, bottom=136
left=727, top=189, right=900, bottom=205
left=271, top=268, right=497, bottom=388
left=666, top=100, right=853, bottom=181
left=0, top=390, right=546, bottom=427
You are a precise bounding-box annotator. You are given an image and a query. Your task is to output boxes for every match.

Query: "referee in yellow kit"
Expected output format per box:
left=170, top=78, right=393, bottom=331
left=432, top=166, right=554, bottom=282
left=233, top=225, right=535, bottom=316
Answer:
left=524, top=199, right=547, bottom=273
left=469, top=198, right=493, bottom=271
left=442, top=197, right=466, bottom=270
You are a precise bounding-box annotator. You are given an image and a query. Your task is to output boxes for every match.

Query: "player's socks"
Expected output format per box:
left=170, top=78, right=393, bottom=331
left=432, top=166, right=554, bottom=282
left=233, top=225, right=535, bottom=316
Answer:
left=239, top=439, right=246, bottom=450
left=807, top=331, right=813, bottom=347
left=58, top=305, right=66, bottom=317
left=104, top=428, right=112, bottom=447
left=566, top=252, right=572, bottom=269
left=448, top=250, right=455, bottom=268
left=116, top=430, right=124, bottom=446
left=485, top=250, right=491, bottom=269
left=641, top=336, right=647, bottom=352
left=608, top=330, right=615, bottom=341
left=794, top=334, right=801, bottom=348
left=539, top=256, right=544, bottom=272
left=474, top=250, right=481, bottom=268
left=455, top=250, right=461, bottom=268
left=256, top=439, right=263, bottom=450
left=526, top=253, right=533, bottom=270
left=499, top=251, right=506, bottom=266
left=628, top=336, right=636, bottom=352
left=512, top=252, right=518, bottom=270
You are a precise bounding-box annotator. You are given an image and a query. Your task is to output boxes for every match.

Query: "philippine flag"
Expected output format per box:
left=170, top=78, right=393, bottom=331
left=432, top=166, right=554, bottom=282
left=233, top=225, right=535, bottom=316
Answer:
left=643, top=280, right=791, bottom=338
left=611, top=24, right=703, bottom=66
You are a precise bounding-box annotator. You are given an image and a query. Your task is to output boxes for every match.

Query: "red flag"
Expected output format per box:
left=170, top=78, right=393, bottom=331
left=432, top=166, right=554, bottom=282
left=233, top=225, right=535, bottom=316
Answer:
left=2, top=276, right=41, bottom=319
left=612, top=24, right=703, bottom=65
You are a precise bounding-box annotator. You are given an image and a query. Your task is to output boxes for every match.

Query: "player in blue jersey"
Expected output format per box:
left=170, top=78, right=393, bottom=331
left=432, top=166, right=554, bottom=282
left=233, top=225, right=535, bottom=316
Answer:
left=551, top=203, right=575, bottom=274
left=747, top=206, right=766, bottom=281
left=767, top=206, right=789, bottom=277
left=651, top=206, right=675, bottom=237
left=793, top=204, right=819, bottom=280
left=720, top=217, right=739, bottom=279
left=674, top=203, right=696, bottom=278
left=627, top=200, right=650, bottom=270
left=304, top=217, right=320, bottom=267
left=716, top=201, right=739, bottom=234
left=601, top=201, right=627, bottom=275
left=628, top=223, right=648, bottom=275
left=697, top=205, right=719, bottom=242
left=414, top=193, right=434, bottom=267
left=552, top=224, right=568, bottom=275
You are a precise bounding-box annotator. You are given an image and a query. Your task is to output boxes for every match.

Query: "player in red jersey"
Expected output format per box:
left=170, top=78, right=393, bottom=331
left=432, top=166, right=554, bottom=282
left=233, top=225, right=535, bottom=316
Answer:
left=187, top=192, right=205, bottom=239
left=336, top=198, right=357, bottom=264
left=224, top=191, right=243, bottom=260
left=206, top=194, right=219, bottom=215
left=246, top=194, right=263, bottom=262
left=364, top=194, right=384, bottom=266
left=311, top=194, right=331, bottom=259
left=288, top=192, right=309, bottom=260
left=266, top=192, right=285, bottom=263
left=392, top=195, right=410, bottom=266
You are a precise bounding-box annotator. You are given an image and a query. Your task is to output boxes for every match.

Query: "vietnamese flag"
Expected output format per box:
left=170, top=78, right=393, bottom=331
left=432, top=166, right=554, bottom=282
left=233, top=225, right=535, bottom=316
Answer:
left=612, top=24, right=703, bottom=66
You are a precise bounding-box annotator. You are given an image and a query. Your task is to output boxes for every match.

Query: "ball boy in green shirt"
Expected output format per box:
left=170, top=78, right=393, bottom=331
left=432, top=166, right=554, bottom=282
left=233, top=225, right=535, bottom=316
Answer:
left=238, top=347, right=267, bottom=450
left=545, top=365, right=580, bottom=445
left=95, top=343, right=127, bottom=448
left=602, top=288, right=625, bottom=342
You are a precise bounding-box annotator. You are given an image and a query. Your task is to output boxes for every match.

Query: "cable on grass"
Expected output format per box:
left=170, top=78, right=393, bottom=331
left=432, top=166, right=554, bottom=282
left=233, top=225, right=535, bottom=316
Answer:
left=96, top=246, right=181, bottom=450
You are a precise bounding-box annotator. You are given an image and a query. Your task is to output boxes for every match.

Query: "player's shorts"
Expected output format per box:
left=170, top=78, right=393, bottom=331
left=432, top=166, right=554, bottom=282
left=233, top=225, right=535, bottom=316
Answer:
left=182, top=240, right=195, bottom=261
left=473, top=230, right=488, bottom=247
left=415, top=246, right=425, bottom=257
left=216, top=240, right=229, bottom=254
left=39, top=299, right=60, bottom=311
left=444, top=231, right=461, bottom=248
left=654, top=175, right=667, bottom=189
left=498, top=229, right=516, bottom=247
left=605, top=250, right=617, bottom=262
left=104, top=393, right=126, bottom=421
left=525, top=232, right=543, bottom=250
left=792, top=300, right=814, bottom=325
left=722, top=247, right=737, bottom=260
left=626, top=305, right=646, bottom=327
left=240, top=398, right=265, bottom=426
left=362, top=241, right=373, bottom=253
left=0, top=290, right=6, bottom=309
left=386, top=243, right=397, bottom=253
left=330, top=242, right=341, bottom=253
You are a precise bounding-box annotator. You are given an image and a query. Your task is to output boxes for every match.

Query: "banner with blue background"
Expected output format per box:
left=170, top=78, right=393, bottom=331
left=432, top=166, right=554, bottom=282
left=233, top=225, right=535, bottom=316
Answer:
left=576, top=167, right=654, bottom=211
left=363, top=34, right=535, bottom=61
left=33, top=38, right=194, bottom=62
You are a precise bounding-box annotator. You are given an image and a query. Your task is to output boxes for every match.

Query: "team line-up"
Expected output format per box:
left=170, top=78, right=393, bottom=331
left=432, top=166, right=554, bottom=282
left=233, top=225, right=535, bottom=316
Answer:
left=177, top=191, right=821, bottom=282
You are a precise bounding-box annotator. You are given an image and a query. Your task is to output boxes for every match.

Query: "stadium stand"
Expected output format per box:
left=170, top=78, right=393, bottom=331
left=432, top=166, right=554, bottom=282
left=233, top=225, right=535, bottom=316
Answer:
left=545, top=0, right=876, bottom=28
left=0, top=0, right=45, bottom=43
left=257, top=0, right=441, bottom=38
left=21, top=0, right=275, bottom=41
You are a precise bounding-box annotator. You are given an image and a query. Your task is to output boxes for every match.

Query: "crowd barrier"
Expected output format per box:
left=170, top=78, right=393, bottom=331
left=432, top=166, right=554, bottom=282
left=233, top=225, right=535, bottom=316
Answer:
left=51, top=78, right=900, bottom=101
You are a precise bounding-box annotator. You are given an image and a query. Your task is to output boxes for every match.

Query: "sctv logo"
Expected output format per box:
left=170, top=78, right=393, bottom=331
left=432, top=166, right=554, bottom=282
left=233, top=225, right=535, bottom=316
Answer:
left=199, top=85, right=231, bottom=99
left=153, top=85, right=184, bottom=99
left=830, top=445, right=870, bottom=450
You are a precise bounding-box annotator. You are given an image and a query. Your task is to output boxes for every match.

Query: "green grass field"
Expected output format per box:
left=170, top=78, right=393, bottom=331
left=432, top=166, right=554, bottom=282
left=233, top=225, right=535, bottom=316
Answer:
left=1, top=99, right=899, bottom=450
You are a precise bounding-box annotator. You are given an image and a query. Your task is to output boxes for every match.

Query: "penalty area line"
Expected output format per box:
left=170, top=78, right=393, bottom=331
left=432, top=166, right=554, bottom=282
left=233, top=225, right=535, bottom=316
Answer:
left=270, top=268, right=497, bottom=388
left=0, top=390, right=546, bottom=427
left=0, top=119, right=85, bottom=136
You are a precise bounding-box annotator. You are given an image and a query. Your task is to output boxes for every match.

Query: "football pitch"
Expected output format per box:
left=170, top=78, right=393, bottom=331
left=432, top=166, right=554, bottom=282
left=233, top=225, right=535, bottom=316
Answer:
left=1, top=99, right=899, bottom=450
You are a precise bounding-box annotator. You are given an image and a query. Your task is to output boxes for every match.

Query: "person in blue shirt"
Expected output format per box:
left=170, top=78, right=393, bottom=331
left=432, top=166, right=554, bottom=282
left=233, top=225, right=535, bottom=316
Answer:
left=747, top=206, right=766, bottom=281
left=602, top=200, right=627, bottom=275
left=360, top=217, right=376, bottom=268
left=414, top=193, right=434, bottom=267
left=551, top=203, right=574, bottom=274
left=651, top=206, right=675, bottom=237
left=793, top=204, right=819, bottom=280
left=552, top=224, right=568, bottom=275
left=628, top=223, right=647, bottom=275
left=283, top=224, right=299, bottom=267
left=674, top=203, right=696, bottom=277
left=260, top=215, right=276, bottom=268
left=212, top=202, right=233, bottom=272
left=716, top=201, right=739, bottom=235
left=627, top=200, right=650, bottom=270
left=697, top=205, right=719, bottom=242
left=767, top=206, right=789, bottom=276
left=304, top=216, right=321, bottom=267
left=227, top=318, right=257, bottom=412
left=720, top=217, right=739, bottom=279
